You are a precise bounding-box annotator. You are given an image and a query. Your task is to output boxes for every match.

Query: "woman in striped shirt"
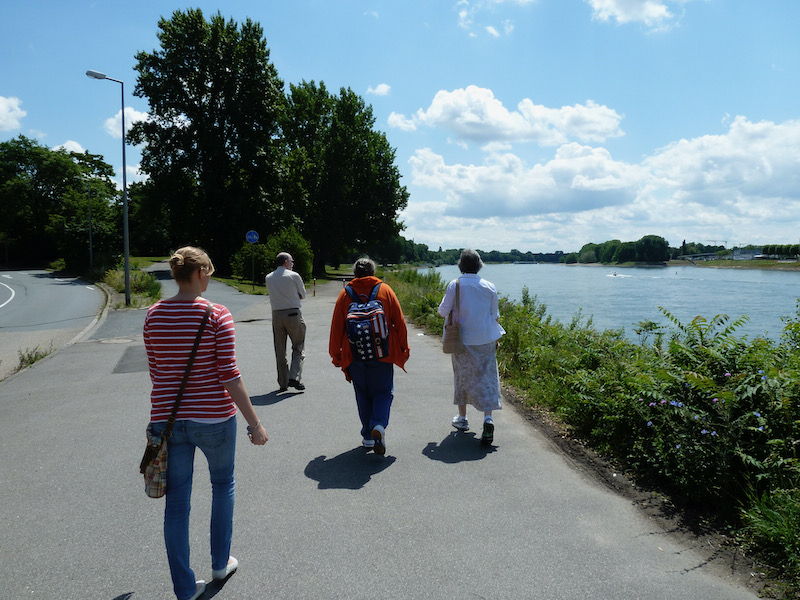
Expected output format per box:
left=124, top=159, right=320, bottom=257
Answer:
left=144, top=246, right=267, bottom=600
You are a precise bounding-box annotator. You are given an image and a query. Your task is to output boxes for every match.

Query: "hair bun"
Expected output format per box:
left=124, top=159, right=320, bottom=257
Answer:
left=171, top=253, right=185, bottom=266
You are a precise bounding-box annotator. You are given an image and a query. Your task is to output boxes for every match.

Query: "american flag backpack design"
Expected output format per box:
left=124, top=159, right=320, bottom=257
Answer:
left=344, top=283, right=389, bottom=361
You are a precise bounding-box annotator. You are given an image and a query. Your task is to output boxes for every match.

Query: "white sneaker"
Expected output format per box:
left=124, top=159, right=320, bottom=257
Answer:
left=212, top=556, right=238, bottom=580
left=452, top=415, right=469, bottom=431
left=188, top=581, right=206, bottom=600
left=362, top=438, right=375, bottom=448
left=371, top=425, right=386, bottom=455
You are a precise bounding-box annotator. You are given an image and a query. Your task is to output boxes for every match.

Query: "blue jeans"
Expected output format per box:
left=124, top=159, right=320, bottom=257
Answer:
left=348, top=360, right=394, bottom=439
left=151, top=417, right=236, bottom=600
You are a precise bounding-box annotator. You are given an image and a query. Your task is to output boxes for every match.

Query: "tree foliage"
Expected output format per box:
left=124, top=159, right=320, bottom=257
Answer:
left=282, top=81, right=409, bottom=275
left=0, top=135, right=119, bottom=270
left=129, top=9, right=285, bottom=271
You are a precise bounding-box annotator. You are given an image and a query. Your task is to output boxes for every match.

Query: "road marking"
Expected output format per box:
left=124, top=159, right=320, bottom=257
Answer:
left=1, top=274, right=11, bottom=279
left=0, top=282, right=15, bottom=309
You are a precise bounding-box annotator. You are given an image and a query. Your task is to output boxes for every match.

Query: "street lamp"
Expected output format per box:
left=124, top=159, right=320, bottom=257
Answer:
left=86, top=69, right=130, bottom=305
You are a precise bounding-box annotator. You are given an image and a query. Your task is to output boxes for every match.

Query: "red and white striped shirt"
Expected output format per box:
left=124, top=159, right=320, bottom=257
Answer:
left=144, top=299, right=240, bottom=423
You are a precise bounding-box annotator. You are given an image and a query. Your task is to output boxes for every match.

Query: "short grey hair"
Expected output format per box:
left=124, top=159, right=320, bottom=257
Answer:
left=276, top=252, right=291, bottom=267
left=353, top=257, right=376, bottom=278
left=458, top=249, right=483, bottom=274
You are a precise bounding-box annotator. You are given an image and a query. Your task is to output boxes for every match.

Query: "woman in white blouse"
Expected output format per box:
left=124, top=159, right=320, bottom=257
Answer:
left=438, top=249, right=505, bottom=446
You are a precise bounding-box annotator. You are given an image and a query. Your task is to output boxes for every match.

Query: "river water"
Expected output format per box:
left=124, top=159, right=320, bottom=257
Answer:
left=434, top=263, right=800, bottom=342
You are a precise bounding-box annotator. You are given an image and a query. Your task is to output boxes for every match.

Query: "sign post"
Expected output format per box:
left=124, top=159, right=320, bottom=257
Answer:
left=245, top=230, right=259, bottom=291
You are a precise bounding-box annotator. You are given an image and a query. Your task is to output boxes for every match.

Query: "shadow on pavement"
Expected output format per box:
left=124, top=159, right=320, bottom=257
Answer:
left=304, top=447, right=396, bottom=489
left=251, top=390, right=302, bottom=405
left=422, top=431, right=496, bottom=463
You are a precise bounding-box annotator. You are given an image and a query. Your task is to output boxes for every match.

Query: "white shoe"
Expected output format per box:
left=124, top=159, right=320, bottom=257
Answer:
left=187, top=581, right=206, bottom=600
left=212, top=556, right=238, bottom=580
left=362, top=438, right=375, bottom=448
left=452, top=415, right=469, bottom=431
left=371, top=425, right=386, bottom=455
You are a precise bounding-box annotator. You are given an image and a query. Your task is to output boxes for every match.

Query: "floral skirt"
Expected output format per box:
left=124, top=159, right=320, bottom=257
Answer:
left=451, top=342, right=502, bottom=412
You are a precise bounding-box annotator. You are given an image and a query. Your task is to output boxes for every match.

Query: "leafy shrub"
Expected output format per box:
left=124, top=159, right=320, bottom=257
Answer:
left=103, top=267, right=161, bottom=302
left=230, top=227, right=312, bottom=283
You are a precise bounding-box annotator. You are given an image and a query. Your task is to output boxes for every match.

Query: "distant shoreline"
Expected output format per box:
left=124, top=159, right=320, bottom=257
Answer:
left=563, top=259, right=800, bottom=272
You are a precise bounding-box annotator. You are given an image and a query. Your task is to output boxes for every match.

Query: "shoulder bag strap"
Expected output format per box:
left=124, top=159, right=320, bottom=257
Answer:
left=162, top=304, right=213, bottom=439
left=448, top=280, right=460, bottom=325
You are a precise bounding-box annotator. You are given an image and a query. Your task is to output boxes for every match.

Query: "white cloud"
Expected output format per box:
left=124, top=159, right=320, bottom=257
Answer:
left=0, top=96, right=26, bottom=131
left=103, top=106, right=149, bottom=139
left=408, top=143, right=643, bottom=219
left=367, top=83, right=391, bottom=96
left=390, top=86, right=624, bottom=145
left=486, top=25, right=500, bottom=37
left=402, top=115, right=800, bottom=252
left=388, top=112, right=418, bottom=132
left=585, top=0, right=684, bottom=29
left=53, top=140, right=86, bottom=154
left=127, top=163, right=148, bottom=184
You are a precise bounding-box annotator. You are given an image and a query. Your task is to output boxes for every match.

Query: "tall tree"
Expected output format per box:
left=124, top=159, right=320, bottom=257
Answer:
left=635, top=234, right=670, bottom=262
left=283, top=81, right=409, bottom=275
left=0, top=136, right=118, bottom=269
left=130, top=9, right=284, bottom=270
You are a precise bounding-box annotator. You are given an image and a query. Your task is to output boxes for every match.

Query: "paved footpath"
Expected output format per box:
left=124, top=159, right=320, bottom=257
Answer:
left=0, top=272, right=761, bottom=599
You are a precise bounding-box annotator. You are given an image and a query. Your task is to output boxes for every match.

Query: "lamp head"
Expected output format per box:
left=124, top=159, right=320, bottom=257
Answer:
left=86, top=70, right=107, bottom=80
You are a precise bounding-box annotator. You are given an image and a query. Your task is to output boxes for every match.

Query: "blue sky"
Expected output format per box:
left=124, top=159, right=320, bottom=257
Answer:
left=2, top=0, right=799, bottom=253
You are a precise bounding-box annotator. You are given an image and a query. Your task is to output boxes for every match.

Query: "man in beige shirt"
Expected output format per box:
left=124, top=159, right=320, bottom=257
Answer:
left=265, top=252, right=306, bottom=391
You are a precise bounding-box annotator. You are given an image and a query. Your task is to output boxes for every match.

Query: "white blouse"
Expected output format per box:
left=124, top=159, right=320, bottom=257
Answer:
left=438, top=273, right=505, bottom=346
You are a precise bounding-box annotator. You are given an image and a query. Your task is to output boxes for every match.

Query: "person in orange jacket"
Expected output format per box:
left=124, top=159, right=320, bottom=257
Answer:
left=329, top=257, right=410, bottom=455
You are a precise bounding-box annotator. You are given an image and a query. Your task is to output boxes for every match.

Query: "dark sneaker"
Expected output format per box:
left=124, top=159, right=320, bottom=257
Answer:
left=288, top=379, right=305, bottom=390
left=480, top=421, right=494, bottom=446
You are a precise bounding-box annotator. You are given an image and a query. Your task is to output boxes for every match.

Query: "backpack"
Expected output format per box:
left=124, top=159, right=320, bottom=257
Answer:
left=344, top=283, right=389, bottom=361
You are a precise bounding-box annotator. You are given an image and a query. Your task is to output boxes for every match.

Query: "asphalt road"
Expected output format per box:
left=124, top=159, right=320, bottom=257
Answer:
left=0, top=270, right=105, bottom=380
left=0, top=270, right=762, bottom=599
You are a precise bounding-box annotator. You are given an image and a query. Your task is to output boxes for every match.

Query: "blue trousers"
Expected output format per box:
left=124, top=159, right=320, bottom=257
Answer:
left=348, top=360, right=394, bottom=439
left=151, top=417, right=236, bottom=600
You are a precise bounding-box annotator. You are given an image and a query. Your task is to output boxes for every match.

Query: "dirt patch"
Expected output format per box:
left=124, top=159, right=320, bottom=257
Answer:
left=500, top=384, right=784, bottom=598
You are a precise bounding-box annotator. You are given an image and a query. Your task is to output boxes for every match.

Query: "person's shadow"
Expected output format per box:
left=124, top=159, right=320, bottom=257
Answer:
left=250, top=390, right=302, bottom=406
left=422, top=431, right=496, bottom=464
left=305, top=448, right=396, bottom=489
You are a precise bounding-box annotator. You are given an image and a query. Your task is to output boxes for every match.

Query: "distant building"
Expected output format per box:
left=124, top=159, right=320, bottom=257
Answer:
left=733, top=248, right=763, bottom=260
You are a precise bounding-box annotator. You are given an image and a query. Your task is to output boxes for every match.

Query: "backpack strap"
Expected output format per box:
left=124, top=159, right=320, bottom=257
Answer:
left=344, top=284, right=358, bottom=302
left=368, top=282, right=381, bottom=301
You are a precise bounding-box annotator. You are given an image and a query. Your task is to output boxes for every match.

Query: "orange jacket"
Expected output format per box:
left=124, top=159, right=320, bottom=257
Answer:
left=329, top=276, right=410, bottom=377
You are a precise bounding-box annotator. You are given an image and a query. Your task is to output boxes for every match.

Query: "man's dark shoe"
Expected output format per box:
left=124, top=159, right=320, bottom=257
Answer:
left=480, top=421, right=494, bottom=447
left=288, top=379, right=305, bottom=390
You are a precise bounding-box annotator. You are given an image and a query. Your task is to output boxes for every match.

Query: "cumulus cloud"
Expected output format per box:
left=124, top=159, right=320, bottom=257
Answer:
left=402, top=115, right=800, bottom=251
left=585, top=0, right=684, bottom=29
left=53, top=140, right=86, bottom=154
left=367, top=83, right=391, bottom=96
left=390, top=86, right=624, bottom=145
left=409, top=143, right=643, bottom=219
left=103, top=106, right=149, bottom=138
left=0, top=96, right=26, bottom=131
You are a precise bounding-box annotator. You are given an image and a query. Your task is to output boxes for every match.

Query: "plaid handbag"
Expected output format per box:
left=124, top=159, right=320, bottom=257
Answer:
left=141, top=425, right=169, bottom=498
left=139, top=305, right=212, bottom=498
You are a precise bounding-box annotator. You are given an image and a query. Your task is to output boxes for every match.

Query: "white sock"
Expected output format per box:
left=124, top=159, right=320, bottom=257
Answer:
left=484, top=415, right=493, bottom=423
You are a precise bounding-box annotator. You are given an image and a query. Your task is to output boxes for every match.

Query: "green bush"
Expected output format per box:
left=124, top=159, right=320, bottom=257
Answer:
left=103, top=267, right=161, bottom=302
left=230, top=227, right=313, bottom=284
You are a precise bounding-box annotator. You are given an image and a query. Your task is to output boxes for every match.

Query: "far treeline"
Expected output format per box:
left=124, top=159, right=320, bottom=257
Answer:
left=396, top=236, right=774, bottom=267
left=1, top=9, right=408, bottom=278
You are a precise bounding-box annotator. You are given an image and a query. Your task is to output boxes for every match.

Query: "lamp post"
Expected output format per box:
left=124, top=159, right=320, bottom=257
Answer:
left=86, top=69, right=130, bottom=305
